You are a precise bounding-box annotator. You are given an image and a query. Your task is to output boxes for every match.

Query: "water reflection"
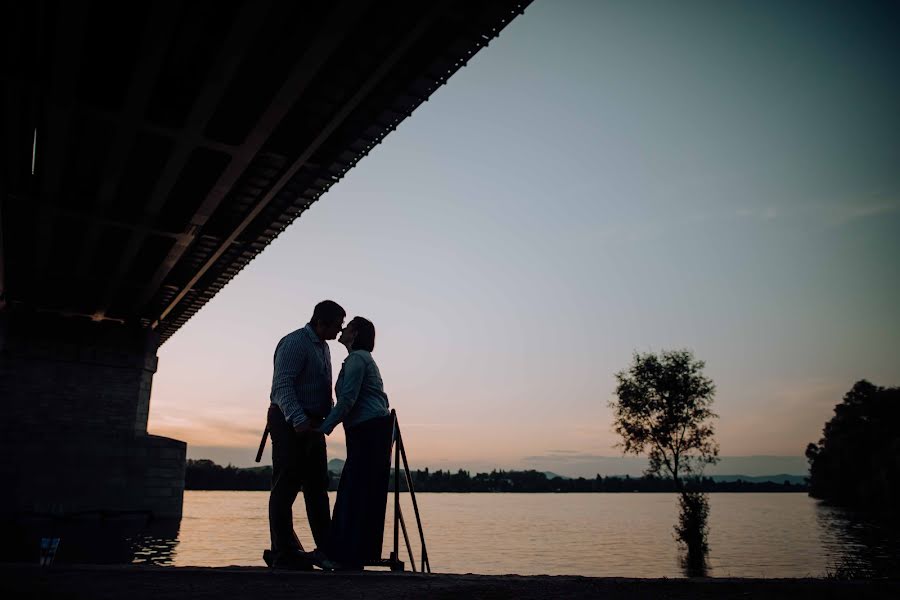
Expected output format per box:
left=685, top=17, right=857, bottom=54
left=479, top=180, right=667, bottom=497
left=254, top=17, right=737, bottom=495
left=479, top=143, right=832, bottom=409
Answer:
left=675, top=491, right=710, bottom=578
left=129, top=519, right=180, bottom=565
left=4, top=493, right=900, bottom=577
left=680, top=547, right=709, bottom=578
left=815, top=502, right=900, bottom=579
left=1, top=514, right=180, bottom=565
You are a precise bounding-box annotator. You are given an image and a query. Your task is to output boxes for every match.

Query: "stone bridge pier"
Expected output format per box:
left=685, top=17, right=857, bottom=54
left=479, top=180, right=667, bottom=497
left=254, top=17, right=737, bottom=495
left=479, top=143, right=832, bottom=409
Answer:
left=0, top=311, right=185, bottom=519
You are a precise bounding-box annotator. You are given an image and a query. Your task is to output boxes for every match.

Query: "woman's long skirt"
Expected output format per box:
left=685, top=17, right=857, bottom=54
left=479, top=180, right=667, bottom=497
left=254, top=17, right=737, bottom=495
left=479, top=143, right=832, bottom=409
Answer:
left=328, top=414, right=394, bottom=567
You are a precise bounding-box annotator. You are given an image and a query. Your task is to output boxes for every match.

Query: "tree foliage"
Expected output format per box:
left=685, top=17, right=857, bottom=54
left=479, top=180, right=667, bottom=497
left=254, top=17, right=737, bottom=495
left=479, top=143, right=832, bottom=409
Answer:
left=610, top=349, right=719, bottom=488
left=806, top=380, right=900, bottom=510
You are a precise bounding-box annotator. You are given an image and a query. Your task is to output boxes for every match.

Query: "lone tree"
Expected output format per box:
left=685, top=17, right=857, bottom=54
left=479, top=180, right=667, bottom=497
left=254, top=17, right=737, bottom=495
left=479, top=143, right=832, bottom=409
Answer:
left=610, top=349, right=719, bottom=489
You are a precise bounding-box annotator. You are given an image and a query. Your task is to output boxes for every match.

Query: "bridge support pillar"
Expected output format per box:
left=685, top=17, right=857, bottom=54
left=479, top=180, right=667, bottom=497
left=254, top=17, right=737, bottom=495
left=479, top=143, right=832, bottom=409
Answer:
left=0, top=310, right=185, bottom=519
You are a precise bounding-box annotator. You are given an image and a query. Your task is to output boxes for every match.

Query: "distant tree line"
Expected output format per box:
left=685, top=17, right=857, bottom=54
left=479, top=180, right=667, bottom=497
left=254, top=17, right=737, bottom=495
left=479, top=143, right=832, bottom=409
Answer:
left=406, top=469, right=804, bottom=493
left=806, top=380, right=899, bottom=511
left=185, top=459, right=342, bottom=491
left=185, top=460, right=273, bottom=491
left=185, top=459, right=805, bottom=493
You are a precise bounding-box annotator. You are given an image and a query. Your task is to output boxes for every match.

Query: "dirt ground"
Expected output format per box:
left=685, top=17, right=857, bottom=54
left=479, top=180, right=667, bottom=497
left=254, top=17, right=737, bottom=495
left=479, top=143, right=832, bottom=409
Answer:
left=2, top=564, right=899, bottom=600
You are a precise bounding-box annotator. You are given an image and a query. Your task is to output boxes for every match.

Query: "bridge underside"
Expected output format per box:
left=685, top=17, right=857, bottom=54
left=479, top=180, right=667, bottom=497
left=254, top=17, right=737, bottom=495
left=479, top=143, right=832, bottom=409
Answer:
left=1, top=0, right=529, bottom=522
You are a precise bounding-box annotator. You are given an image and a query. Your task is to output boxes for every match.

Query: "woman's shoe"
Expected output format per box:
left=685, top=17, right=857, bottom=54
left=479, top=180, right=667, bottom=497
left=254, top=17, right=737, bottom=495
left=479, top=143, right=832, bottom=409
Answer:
left=310, top=548, right=343, bottom=571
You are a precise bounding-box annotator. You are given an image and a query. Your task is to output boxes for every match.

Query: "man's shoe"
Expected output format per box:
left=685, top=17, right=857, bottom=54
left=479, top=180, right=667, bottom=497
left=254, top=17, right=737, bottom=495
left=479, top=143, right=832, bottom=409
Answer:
left=267, top=549, right=314, bottom=571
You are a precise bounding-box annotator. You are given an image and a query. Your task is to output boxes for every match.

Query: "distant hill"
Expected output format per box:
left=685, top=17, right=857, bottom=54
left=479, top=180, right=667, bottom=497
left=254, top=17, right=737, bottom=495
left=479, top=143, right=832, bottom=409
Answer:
left=328, top=458, right=345, bottom=474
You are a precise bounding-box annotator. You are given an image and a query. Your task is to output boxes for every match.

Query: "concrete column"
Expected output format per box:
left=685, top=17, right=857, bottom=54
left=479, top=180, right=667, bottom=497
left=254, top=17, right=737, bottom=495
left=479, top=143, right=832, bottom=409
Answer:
left=0, top=310, right=185, bottom=518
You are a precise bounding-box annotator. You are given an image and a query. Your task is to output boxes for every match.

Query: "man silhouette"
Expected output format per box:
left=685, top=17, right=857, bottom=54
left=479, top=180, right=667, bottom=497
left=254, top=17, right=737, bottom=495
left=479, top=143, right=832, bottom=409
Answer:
left=266, top=300, right=345, bottom=569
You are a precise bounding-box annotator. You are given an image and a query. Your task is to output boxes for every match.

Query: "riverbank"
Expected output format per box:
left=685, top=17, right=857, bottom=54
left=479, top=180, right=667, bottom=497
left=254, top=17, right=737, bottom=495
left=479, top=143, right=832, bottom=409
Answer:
left=2, top=565, right=897, bottom=599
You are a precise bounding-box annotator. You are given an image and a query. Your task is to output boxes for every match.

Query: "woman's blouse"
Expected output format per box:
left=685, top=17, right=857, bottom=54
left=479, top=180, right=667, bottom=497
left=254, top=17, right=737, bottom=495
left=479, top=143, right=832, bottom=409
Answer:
left=320, top=350, right=390, bottom=434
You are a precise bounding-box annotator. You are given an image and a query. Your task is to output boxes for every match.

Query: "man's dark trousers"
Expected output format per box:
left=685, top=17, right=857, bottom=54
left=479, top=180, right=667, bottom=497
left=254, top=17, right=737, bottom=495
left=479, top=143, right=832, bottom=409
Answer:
left=268, top=404, right=331, bottom=557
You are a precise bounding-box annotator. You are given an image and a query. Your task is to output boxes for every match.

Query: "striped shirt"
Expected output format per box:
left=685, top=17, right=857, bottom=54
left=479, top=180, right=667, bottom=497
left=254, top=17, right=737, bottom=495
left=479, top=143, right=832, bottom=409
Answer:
left=269, top=324, right=334, bottom=427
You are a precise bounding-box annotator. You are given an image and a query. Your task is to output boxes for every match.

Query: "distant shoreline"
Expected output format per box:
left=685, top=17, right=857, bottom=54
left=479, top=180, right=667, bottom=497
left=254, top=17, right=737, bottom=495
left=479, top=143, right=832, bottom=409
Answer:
left=185, top=489, right=811, bottom=494
left=185, top=459, right=808, bottom=493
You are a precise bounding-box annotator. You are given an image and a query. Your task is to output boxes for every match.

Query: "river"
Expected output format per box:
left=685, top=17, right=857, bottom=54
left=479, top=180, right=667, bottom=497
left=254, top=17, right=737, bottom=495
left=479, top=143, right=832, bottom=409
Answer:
left=116, top=491, right=900, bottom=578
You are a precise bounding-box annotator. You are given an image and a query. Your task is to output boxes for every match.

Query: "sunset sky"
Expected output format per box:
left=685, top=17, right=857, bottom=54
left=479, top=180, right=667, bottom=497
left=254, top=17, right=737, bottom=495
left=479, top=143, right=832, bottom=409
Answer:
left=148, top=1, right=899, bottom=476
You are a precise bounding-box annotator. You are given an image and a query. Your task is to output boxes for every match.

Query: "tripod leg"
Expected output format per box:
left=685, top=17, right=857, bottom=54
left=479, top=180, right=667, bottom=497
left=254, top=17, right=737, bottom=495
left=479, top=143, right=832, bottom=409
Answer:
left=398, top=427, right=431, bottom=573
left=392, top=414, right=400, bottom=568
left=398, top=504, right=416, bottom=572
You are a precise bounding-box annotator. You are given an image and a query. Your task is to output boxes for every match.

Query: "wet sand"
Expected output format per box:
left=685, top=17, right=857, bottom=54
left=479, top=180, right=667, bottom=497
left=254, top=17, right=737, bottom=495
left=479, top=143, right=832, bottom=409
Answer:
left=3, top=565, right=899, bottom=599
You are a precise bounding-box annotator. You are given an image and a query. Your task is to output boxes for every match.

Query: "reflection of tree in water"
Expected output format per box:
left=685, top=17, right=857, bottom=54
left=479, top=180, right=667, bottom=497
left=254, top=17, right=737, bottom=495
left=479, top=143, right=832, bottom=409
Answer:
left=816, top=503, right=900, bottom=578
left=680, top=546, right=709, bottom=578
left=676, top=490, right=710, bottom=577
left=129, top=518, right=181, bottom=565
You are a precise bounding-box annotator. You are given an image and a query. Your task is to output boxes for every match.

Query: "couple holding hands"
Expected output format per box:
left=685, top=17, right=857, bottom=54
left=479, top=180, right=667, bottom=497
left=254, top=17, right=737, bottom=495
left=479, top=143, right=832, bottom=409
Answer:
left=265, top=300, right=393, bottom=571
